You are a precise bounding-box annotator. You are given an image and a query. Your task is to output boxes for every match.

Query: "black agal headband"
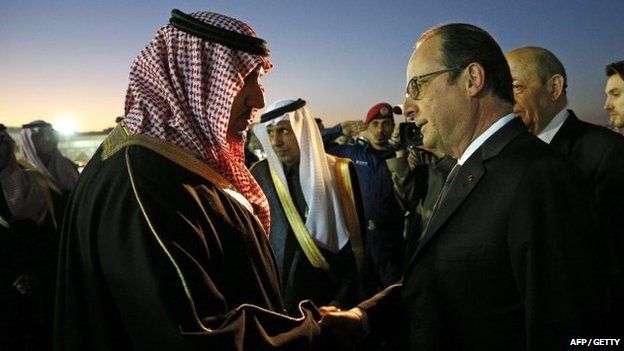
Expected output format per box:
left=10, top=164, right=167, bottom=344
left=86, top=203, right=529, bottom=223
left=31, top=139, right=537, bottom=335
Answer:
left=169, top=9, right=270, bottom=57
left=260, top=99, right=306, bottom=123
left=22, top=121, right=52, bottom=129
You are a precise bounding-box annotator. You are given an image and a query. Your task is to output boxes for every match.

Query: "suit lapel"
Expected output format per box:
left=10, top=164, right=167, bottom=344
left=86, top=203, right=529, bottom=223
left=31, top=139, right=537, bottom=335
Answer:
left=417, top=161, right=484, bottom=251
left=405, top=118, right=527, bottom=271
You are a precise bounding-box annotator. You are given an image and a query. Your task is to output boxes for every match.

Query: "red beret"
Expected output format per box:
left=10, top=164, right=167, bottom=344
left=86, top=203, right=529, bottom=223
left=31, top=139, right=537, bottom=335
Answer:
left=365, top=102, right=394, bottom=124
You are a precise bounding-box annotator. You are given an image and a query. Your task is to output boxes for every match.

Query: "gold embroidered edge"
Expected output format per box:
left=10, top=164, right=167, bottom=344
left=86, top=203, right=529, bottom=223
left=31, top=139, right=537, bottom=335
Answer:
left=102, top=123, right=234, bottom=191
left=125, top=147, right=213, bottom=333
left=268, top=166, right=334, bottom=278
left=335, top=157, right=365, bottom=274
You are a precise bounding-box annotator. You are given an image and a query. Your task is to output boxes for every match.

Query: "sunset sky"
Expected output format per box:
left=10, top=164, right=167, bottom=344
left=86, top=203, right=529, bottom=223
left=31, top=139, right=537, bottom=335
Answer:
left=1, top=0, right=623, bottom=132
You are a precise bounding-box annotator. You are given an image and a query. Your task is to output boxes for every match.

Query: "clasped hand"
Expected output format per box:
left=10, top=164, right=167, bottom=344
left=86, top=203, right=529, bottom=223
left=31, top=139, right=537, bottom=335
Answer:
left=318, top=305, right=365, bottom=346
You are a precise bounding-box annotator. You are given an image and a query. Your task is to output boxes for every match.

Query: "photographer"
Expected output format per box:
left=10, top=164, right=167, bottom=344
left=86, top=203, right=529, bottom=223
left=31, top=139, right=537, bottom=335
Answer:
left=386, top=143, right=455, bottom=256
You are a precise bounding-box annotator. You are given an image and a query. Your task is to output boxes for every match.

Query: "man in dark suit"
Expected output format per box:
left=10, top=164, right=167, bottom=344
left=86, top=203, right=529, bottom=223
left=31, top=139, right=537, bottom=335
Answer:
left=506, top=47, right=624, bottom=313
left=320, top=23, right=611, bottom=350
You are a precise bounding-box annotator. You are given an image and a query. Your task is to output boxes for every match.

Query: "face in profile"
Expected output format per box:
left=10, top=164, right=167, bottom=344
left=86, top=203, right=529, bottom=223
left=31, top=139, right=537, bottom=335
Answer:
left=403, top=36, right=468, bottom=158
left=267, top=120, right=301, bottom=166
left=605, top=74, right=624, bottom=129
left=365, top=118, right=394, bottom=150
left=228, top=66, right=265, bottom=142
left=506, top=53, right=552, bottom=134
left=31, top=128, right=58, bottom=159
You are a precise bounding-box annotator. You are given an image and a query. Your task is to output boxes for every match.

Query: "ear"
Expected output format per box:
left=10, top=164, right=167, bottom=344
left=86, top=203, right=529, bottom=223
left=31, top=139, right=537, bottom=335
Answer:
left=466, top=62, right=486, bottom=97
left=548, top=74, right=565, bottom=101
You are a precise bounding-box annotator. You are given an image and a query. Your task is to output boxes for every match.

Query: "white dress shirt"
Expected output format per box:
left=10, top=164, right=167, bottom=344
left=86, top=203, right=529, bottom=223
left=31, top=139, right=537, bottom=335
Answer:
left=457, top=113, right=516, bottom=165
left=537, top=108, right=569, bottom=144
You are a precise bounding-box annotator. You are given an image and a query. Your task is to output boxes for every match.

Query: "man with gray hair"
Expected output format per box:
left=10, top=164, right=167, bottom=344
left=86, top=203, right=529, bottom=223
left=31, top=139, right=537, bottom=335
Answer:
left=507, top=47, right=624, bottom=314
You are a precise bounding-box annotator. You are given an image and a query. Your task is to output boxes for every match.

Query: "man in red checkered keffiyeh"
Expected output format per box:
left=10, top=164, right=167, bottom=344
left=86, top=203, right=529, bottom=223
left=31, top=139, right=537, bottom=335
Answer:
left=124, top=11, right=272, bottom=233
left=54, top=10, right=325, bottom=350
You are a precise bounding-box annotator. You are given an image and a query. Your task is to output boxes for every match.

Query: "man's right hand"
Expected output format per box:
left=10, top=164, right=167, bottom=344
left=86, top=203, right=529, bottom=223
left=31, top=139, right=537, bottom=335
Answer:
left=340, top=121, right=366, bottom=137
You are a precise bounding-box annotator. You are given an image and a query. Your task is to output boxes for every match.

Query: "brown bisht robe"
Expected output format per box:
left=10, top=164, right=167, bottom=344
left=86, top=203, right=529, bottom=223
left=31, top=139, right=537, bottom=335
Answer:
left=54, top=128, right=321, bottom=350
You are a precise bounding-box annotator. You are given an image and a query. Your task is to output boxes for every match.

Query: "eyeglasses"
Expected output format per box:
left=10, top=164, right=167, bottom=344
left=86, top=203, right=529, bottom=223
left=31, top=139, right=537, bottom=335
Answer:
left=406, top=66, right=462, bottom=100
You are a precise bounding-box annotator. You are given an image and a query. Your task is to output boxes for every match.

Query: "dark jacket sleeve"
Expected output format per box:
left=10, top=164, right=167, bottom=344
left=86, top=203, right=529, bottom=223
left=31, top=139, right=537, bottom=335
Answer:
left=356, top=283, right=406, bottom=336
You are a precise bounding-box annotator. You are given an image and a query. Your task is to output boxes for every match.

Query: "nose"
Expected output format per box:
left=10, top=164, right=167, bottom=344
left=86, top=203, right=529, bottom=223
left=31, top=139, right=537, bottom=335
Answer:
left=604, top=97, right=612, bottom=111
left=246, top=81, right=265, bottom=110
left=270, top=132, right=282, bottom=147
left=403, top=96, right=419, bottom=119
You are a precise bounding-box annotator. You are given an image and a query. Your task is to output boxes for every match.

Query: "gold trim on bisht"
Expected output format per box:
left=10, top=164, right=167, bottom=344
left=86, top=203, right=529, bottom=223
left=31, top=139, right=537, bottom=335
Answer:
left=102, top=122, right=234, bottom=191
left=268, top=166, right=336, bottom=282
left=125, top=147, right=212, bottom=333
left=334, top=157, right=365, bottom=274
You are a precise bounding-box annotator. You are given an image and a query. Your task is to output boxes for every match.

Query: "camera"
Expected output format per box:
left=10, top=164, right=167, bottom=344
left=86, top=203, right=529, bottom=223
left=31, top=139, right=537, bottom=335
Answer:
left=392, top=105, right=423, bottom=147
left=398, top=122, right=423, bottom=147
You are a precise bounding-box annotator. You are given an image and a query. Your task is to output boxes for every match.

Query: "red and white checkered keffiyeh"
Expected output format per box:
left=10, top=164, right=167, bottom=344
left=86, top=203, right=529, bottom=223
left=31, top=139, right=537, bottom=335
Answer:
left=123, top=12, right=272, bottom=234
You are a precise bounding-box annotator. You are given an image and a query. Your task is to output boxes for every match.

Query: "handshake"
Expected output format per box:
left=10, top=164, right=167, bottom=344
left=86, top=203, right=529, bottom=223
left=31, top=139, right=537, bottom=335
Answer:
left=317, top=305, right=367, bottom=347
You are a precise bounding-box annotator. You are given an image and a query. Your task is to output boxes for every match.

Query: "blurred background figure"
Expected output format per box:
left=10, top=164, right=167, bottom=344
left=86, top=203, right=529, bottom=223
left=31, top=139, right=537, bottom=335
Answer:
left=605, top=60, right=624, bottom=135
left=251, top=99, right=364, bottom=314
left=1, top=124, right=57, bottom=350
left=21, top=120, right=79, bottom=225
left=21, top=121, right=79, bottom=192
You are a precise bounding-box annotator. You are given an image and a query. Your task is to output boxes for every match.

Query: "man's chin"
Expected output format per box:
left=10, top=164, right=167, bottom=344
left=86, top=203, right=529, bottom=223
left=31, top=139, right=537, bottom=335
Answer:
left=610, top=114, right=623, bottom=127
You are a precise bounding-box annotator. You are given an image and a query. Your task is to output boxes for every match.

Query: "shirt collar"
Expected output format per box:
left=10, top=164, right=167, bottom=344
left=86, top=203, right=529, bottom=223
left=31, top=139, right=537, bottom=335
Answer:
left=537, top=108, right=569, bottom=144
left=457, top=113, right=516, bottom=165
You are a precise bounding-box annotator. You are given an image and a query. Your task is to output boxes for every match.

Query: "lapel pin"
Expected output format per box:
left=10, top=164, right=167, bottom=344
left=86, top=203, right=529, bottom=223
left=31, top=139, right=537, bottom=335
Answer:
left=468, top=174, right=474, bottom=182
